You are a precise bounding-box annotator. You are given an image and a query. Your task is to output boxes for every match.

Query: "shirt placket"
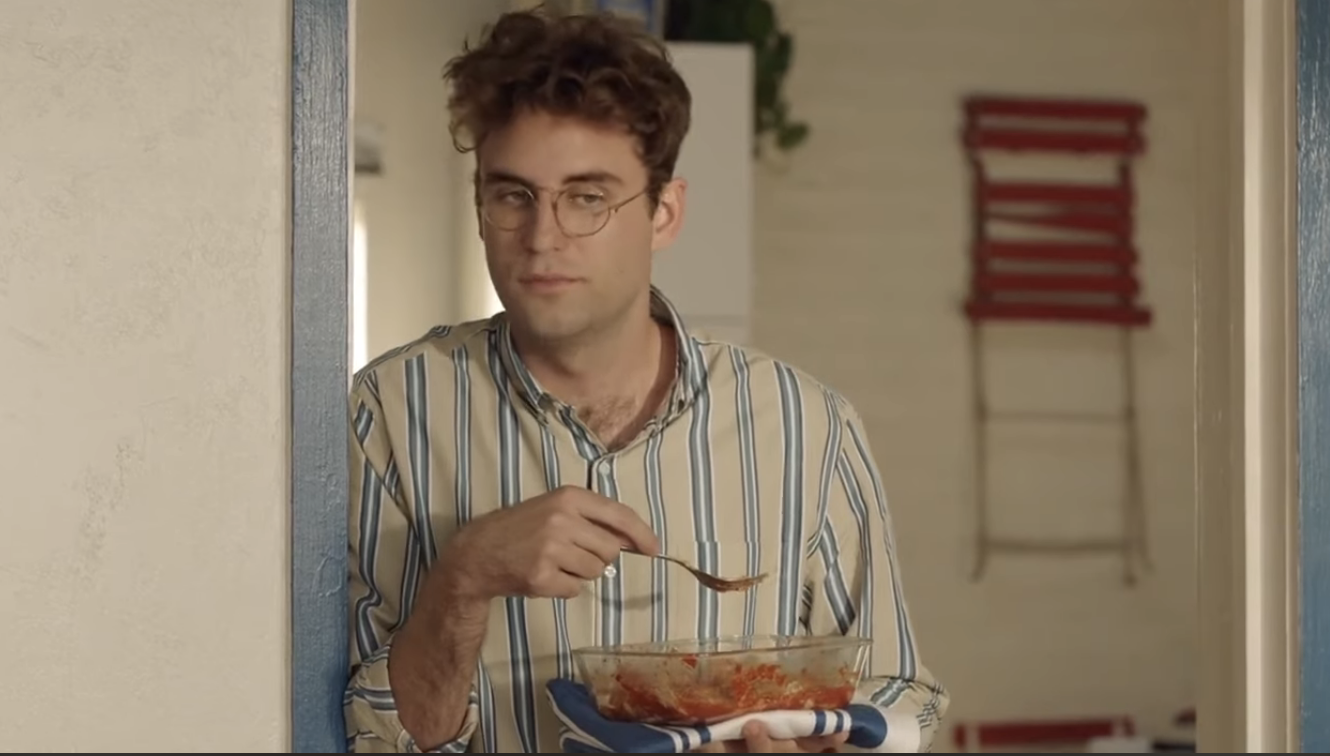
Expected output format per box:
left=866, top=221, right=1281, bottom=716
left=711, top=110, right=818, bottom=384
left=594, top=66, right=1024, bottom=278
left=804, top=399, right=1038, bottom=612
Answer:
left=556, top=402, right=668, bottom=649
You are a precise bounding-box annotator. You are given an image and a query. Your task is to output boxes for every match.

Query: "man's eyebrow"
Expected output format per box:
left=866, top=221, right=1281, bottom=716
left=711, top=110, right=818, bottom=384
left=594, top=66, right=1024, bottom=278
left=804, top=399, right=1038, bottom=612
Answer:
left=563, top=171, right=623, bottom=186
left=481, top=170, right=533, bottom=187
left=480, top=170, right=625, bottom=187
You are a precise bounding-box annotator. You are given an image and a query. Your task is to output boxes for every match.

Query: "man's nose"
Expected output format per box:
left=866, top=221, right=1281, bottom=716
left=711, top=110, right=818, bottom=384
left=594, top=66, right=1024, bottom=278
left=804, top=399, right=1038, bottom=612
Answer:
left=524, top=198, right=566, bottom=255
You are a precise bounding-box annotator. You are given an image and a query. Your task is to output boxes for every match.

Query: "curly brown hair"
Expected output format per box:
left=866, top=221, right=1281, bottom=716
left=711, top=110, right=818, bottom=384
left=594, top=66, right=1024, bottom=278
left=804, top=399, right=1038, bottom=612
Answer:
left=443, top=9, right=692, bottom=203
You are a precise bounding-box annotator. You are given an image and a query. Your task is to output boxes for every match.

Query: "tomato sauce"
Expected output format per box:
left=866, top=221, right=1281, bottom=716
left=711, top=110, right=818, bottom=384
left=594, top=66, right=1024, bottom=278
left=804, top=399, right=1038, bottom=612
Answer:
left=595, top=659, right=858, bottom=725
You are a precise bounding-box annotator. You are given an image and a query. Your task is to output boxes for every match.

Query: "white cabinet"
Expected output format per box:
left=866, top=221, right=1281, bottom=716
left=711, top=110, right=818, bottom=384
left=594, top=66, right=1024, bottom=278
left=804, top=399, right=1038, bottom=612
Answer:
left=655, top=43, right=754, bottom=344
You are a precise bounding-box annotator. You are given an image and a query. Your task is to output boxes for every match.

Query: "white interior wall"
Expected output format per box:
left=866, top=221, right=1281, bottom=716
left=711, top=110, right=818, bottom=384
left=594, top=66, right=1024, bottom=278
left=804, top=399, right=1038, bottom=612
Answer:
left=354, top=0, right=500, bottom=358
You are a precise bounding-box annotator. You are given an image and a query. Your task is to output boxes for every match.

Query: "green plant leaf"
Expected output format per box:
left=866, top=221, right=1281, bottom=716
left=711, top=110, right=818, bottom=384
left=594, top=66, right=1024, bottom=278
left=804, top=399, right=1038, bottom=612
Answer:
left=682, top=0, right=744, bottom=41
left=776, top=122, right=809, bottom=150
left=773, top=32, right=792, bottom=74
left=754, top=74, right=779, bottom=111
left=742, top=0, right=776, bottom=40
left=669, top=0, right=809, bottom=156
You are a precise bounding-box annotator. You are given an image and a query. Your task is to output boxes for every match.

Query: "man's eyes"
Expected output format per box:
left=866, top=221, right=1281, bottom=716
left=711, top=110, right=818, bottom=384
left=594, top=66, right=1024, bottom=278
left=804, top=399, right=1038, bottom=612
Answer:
left=566, top=192, right=607, bottom=207
left=495, top=189, right=533, bottom=204
left=487, top=186, right=610, bottom=206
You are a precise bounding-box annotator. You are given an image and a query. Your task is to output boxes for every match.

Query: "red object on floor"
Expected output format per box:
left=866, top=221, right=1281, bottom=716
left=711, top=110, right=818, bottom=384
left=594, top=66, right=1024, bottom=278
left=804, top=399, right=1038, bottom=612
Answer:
left=952, top=715, right=1137, bottom=751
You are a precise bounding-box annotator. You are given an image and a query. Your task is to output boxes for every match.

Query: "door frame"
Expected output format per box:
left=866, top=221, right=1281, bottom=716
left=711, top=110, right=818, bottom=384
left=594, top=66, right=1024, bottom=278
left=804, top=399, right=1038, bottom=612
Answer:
left=1193, top=1, right=1329, bottom=752
left=290, top=0, right=350, bottom=753
left=286, top=0, right=1327, bottom=752
left=1193, top=0, right=1292, bottom=751
left=1295, top=0, right=1330, bottom=751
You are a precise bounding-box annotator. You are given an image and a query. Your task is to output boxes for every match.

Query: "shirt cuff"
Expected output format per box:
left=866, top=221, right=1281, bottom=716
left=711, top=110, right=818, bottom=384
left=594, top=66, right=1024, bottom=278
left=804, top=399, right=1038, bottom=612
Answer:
left=396, top=705, right=477, bottom=753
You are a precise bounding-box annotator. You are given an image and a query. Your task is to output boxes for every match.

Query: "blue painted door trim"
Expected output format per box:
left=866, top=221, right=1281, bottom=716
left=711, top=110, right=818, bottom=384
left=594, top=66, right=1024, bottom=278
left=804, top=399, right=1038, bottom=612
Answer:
left=1300, top=0, right=1330, bottom=752
left=291, top=0, right=351, bottom=752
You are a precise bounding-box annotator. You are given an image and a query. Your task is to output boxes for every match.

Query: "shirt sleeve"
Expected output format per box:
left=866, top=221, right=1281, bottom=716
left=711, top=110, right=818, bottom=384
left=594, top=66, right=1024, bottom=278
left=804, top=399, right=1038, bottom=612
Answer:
left=803, top=398, right=951, bottom=753
left=344, top=372, right=480, bottom=753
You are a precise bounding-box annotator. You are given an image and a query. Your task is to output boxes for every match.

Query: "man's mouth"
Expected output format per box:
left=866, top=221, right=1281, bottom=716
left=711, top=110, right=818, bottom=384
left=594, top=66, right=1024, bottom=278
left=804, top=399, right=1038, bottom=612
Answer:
left=520, top=274, right=580, bottom=286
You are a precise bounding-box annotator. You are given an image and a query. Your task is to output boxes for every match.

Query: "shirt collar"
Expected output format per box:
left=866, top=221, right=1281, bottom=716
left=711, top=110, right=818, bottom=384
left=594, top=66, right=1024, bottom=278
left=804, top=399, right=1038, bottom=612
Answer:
left=492, top=285, right=704, bottom=420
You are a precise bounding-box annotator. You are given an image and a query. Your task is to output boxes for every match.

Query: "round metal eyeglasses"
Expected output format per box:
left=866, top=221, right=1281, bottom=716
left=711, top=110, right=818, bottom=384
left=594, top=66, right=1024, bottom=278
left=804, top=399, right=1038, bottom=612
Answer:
left=479, top=184, right=649, bottom=238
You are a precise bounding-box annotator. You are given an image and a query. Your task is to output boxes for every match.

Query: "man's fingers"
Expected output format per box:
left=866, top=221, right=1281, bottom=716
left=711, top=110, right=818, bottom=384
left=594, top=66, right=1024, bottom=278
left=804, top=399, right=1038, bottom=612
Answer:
left=736, top=720, right=849, bottom=753
left=569, top=521, right=625, bottom=565
left=574, top=492, right=659, bottom=555
left=797, top=730, right=850, bottom=753
left=558, top=543, right=609, bottom=580
left=545, top=572, right=584, bottom=599
left=741, top=720, right=774, bottom=752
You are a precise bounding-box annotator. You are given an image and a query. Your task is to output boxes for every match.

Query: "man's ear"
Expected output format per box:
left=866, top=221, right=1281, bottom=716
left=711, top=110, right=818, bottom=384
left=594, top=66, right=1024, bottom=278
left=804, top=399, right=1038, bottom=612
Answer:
left=650, top=177, right=687, bottom=252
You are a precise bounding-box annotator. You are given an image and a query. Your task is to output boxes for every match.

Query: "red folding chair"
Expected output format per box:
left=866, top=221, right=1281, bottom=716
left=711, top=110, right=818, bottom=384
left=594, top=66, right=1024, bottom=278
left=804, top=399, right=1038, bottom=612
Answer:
left=961, top=95, right=1153, bottom=585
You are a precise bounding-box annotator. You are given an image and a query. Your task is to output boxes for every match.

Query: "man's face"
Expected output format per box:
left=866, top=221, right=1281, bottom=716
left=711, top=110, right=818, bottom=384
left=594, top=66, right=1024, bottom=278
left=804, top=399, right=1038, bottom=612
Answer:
left=475, top=109, right=685, bottom=346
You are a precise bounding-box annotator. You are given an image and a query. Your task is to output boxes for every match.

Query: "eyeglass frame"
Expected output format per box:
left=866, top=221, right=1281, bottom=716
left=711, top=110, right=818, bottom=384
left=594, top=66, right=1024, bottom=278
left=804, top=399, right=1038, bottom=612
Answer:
left=476, top=179, right=652, bottom=239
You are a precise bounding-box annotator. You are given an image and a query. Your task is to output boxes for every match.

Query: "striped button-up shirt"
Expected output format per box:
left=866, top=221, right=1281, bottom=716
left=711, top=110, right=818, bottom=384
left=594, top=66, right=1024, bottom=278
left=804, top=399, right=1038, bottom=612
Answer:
left=344, top=291, right=949, bottom=753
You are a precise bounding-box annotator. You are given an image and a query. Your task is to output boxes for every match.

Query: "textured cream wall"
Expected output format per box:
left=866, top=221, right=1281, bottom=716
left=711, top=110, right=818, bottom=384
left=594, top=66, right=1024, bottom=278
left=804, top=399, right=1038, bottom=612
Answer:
left=0, top=1, right=291, bottom=750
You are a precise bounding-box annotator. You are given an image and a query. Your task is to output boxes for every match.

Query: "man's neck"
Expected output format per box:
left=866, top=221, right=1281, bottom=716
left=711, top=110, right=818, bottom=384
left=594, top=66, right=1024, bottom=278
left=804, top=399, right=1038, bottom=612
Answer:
left=510, top=305, right=664, bottom=412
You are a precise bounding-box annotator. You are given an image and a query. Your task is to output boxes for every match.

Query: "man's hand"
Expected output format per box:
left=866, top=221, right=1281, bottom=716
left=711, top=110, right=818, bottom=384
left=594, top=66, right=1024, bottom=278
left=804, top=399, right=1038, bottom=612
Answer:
left=389, top=486, right=656, bottom=749
left=446, top=485, right=659, bottom=601
left=690, top=721, right=850, bottom=753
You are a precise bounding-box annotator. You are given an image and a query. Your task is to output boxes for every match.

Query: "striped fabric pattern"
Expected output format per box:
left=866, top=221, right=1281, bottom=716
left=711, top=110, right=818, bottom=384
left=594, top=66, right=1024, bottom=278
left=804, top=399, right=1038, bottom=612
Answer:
left=344, top=290, right=949, bottom=753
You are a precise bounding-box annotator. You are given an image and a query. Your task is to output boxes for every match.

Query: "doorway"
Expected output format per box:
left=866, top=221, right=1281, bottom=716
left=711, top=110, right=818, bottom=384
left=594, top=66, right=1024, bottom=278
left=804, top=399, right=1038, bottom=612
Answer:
left=287, top=0, right=1327, bottom=752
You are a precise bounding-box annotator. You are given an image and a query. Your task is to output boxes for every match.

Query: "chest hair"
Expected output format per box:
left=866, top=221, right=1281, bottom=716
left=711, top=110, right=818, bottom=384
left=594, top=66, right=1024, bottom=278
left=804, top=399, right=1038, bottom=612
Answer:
left=577, top=395, right=650, bottom=452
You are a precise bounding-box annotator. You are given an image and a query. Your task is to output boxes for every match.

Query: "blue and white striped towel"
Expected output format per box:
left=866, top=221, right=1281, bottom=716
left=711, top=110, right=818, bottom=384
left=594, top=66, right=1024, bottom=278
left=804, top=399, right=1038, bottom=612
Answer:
left=545, top=678, right=892, bottom=753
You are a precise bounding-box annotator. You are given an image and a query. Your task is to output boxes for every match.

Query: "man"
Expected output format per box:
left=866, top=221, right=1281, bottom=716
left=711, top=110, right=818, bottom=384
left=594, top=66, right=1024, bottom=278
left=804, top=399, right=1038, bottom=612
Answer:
left=344, top=8, right=948, bottom=753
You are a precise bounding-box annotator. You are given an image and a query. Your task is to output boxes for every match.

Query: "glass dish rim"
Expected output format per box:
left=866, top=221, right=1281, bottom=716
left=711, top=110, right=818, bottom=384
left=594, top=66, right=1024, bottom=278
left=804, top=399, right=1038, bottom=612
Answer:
left=571, top=633, right=874, bottom=660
